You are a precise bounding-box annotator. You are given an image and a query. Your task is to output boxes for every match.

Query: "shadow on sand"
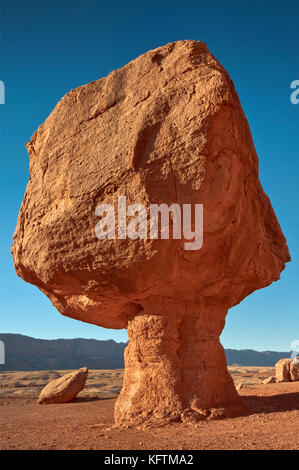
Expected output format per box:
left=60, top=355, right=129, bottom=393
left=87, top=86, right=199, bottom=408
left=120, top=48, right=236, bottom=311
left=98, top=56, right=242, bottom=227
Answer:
left=70, top=396, right=116, bottom=403
left=243, top=392, right=299, bottom=415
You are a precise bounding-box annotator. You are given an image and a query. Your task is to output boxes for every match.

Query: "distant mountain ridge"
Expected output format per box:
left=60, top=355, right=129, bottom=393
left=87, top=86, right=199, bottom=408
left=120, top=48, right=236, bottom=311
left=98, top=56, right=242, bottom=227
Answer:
left=0, top=333, right=290, bottom=371
left=0, top=333, right=127, bottom=371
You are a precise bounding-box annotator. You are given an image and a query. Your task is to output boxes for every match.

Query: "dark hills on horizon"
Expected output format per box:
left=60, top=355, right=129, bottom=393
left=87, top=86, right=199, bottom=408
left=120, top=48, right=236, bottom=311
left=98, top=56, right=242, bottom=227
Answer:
left=0, top=333, right=290, bottom=371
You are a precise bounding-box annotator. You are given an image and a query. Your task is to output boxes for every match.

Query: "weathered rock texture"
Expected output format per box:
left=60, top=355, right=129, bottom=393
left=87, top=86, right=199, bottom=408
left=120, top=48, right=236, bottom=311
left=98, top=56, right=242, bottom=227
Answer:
left=38, top=367, right=88, bottom=404
left=275, top=359, right=291, bottom=382
left=12, top=40, right=290, bottom=426
left=275, top=358, right=299, bottom=383
left=290, top=360, right=299, bottom=381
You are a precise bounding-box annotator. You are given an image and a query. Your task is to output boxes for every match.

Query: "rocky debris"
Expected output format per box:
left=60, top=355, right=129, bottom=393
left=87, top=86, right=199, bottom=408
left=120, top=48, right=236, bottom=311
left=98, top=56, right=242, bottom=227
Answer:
left=262, top=376, right=276, bottom=384
left=236, top=383, right=243, bottom=390
left=12, top=40, right=290, bottom=427
left=275, top=359, right=291, bottom=382
left=181, top=408, right=207, bottom=424
left=37, top=367, right=88, bottom=404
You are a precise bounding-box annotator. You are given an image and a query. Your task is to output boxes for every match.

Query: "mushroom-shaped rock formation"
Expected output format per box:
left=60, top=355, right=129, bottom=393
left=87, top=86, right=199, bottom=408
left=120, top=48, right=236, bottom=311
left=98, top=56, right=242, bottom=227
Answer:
left=12, top=40, right=290, bottom=427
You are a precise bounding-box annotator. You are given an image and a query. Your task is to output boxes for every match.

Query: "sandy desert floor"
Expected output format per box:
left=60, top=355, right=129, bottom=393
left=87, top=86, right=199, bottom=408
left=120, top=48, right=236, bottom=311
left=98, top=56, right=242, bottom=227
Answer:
left=0, top=367, right=298, bottom=450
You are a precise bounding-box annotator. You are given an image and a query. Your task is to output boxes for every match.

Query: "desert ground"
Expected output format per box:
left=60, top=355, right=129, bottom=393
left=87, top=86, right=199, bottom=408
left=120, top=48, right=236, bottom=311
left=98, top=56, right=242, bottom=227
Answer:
left=0, top=366, right=298, bottom=450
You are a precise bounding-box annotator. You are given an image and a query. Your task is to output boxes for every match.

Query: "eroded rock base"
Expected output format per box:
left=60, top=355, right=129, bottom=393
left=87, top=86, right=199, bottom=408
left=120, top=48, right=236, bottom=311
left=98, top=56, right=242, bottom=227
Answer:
left=114, top=306, right=247, bottom=427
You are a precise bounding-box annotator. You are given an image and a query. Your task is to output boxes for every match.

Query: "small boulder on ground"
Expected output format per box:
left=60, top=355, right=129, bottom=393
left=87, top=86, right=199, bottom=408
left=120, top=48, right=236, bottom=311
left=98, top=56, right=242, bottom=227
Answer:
left=38, top=367, right=88, bottom=404
left=275, top=359, right=291, bottom=382
left=236, top=383, right=243, bottom=391
left=262, top=376, right=276, bottom=384
left=290, top=360, right=299, bottom=381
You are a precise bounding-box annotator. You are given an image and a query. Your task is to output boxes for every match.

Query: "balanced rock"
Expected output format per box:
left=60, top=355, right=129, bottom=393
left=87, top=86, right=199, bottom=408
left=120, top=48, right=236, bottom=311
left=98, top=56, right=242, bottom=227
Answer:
left=290, top=360, right=299, bottom=381
left=12, top=40, right=290, bottom=426
left=38, top=367, right=88, bottom=404
left=275, top=358, right=291, bottom=382
left=262, top=376, right=276, bottom=384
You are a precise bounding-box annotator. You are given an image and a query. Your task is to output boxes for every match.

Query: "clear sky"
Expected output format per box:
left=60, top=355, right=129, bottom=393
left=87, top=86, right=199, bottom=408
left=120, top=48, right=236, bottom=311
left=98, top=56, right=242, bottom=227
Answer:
left=0, top=0, right=298, bottom=351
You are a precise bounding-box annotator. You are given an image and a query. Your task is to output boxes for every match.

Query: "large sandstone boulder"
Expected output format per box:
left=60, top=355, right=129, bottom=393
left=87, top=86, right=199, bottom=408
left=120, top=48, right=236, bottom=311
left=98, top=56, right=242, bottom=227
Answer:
left=12, top=40, right=290, bottom=426
left=275, top=358, right=291, bottom=382
left=38, top=367, right=88, bottom=404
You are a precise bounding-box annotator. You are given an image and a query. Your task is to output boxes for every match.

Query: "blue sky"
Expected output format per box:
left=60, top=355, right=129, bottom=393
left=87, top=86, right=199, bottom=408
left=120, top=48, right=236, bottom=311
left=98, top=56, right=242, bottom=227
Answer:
left=0, top=0, right=298, bottom=350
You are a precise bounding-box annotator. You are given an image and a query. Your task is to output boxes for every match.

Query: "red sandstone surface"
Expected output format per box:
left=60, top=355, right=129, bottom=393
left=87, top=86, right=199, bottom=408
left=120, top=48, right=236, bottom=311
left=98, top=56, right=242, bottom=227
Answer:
left=1, top=381, right=298, bottom=450
left=11, top=40, right=290, bottom=427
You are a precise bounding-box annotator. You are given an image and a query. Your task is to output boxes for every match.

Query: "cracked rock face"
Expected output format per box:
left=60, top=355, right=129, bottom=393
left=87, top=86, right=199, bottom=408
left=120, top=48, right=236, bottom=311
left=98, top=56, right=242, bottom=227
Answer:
left=12, top=40, right=290, bottom=426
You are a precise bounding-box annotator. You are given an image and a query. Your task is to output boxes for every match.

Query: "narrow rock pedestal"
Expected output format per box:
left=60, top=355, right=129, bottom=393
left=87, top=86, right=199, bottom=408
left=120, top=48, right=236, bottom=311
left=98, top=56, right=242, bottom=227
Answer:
left=114, top=299, right=247, bottom=427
